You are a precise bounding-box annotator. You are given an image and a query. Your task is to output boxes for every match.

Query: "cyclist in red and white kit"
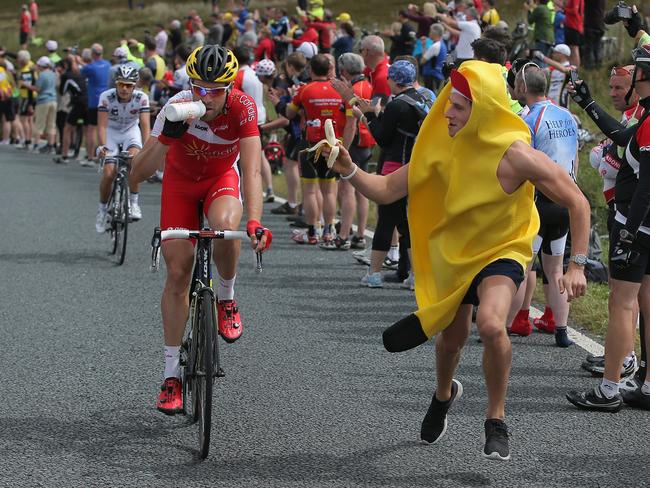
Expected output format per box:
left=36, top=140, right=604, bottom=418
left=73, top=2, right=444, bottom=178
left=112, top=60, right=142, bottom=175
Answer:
left=131, top=45, right=272, bottom=415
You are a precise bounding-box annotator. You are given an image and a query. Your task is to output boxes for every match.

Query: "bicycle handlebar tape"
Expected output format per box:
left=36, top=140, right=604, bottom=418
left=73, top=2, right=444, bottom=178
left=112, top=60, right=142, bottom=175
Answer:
left=385, top=61, right=538, bottom=352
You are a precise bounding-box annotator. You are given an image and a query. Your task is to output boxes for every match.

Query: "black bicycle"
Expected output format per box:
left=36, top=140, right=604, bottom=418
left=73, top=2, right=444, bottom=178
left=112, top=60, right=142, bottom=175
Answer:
left=106, top=151, right=132, bottom=265
left=150, top=208, right=263, bottom=459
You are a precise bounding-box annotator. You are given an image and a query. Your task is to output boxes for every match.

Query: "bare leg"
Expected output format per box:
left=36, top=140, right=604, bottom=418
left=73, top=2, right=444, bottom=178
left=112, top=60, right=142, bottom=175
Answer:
left=319, top=179, right=337, bottom=227
left=337, top=179, right=355, bottom=240
left=208, top=195, right=243, bottom=280
left=161, top=240, right=195, bottom=345
left=522, top=270, right=536, bottom=310
left=99, top=163, right=116, bottom=203
left=603, top=278, right=640, bottom=383
left=506, top=260, right=534, bottom=327
left=283, top=158, right=300, bottom=204
left=302, top=180, right=319, bottom=228
left=355, top=189, right=369, bottom=236
left=260, top=152, right=273, bottom=194
left=541, top=253, right=569, bottom=326
left=435, top=304, right=473, bottom=400
left=476, top=275, right=517, bottom=419
left=85, top=124, right=97, bottom=160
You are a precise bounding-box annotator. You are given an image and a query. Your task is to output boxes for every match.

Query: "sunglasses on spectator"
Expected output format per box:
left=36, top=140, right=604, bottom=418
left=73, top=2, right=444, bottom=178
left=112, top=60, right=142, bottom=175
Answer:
left=190, top=81, right=231, bottom=97
left=610, top=66, right=633, bottom=77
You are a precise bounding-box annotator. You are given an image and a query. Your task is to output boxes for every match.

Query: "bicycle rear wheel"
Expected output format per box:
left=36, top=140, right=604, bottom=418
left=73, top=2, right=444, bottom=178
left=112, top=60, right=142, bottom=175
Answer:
left=115, top=181, right=129, bottom=265
left=194, top=290, right=213, bottom=459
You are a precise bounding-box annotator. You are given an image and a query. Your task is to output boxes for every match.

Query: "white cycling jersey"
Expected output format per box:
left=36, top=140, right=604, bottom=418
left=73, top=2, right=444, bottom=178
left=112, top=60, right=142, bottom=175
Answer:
left=97, top=88, right=150, bottom=132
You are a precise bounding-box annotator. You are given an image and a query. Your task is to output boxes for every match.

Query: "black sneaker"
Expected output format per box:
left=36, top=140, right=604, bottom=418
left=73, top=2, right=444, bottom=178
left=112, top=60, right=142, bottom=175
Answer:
left=382, top=257, right=399, bottom=270
left=581, top=354, right=637, bottom=378
left=420, top=379, right=463, bottom=444
left=271, top=202, right=298, bottom=215
left=483, top=419, right=510, bottom=461
left=621, top=386, right=650, bottom=410
left=350, top=235, right=366, bottom=249
left=585, top=353, right=604, bottom=364
left=566, top=386, right=623, bottom=412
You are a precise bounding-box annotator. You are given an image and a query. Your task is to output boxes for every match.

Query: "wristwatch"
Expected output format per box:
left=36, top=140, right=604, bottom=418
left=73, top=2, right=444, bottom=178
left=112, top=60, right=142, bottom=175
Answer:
left=569, top=254, right=588, bottom=266
left=619, top=228, right=634, bottom=241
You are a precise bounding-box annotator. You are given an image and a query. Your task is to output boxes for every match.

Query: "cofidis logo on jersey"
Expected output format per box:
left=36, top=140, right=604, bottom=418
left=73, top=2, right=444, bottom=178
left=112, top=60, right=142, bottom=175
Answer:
left=184, top=140, right=238, bottom=160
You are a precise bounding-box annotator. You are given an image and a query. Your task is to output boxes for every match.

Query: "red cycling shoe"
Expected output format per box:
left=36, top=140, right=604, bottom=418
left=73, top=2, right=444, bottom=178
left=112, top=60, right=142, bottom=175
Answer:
left=507, top=309, right=532, bottom=336
left=533, top=306, right=556, bottom=334
left=218, top=299, right=243, bottom=343
left=157, top=377, right=183, bottom=415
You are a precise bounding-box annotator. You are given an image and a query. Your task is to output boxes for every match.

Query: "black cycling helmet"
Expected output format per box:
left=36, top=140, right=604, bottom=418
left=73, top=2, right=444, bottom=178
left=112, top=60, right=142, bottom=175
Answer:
left=185, top=45, right=238, bottom=83
left=632, top=44, right=650, bottom=80
left=506, top=58, right=539, bottom=90
left=115, top=64, right=139, bottom=84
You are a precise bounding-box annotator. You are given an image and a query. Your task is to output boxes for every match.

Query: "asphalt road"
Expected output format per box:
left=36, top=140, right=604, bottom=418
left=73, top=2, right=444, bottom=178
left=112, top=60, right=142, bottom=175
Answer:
left=0, top=147, right=647, bottom=488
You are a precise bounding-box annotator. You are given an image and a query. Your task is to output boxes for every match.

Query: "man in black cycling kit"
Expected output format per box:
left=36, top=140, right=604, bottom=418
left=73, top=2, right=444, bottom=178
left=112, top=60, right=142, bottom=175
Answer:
left=566, top=28, right=650, bottom=412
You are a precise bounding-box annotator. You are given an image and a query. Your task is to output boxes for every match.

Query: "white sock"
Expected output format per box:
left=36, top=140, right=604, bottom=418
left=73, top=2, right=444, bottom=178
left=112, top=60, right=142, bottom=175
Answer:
left=288, top=202, right=298, bottom=208
left=164, top=345, right=181, bottom=380
left=99, top=202, right=107, bottom=212
left=388, top=245, right=399, bottom=261
left=130, top=192, right=139, bottom=204
left=600, top=378, right=619, bottom=399
left=217, top=271, right=236, bottom=301
left=641, top=381, right=650, bottom=395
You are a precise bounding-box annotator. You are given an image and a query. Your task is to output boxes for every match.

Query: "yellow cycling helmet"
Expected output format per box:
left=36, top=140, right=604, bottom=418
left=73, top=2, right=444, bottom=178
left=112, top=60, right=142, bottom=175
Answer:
left=186, top=45, right=238, bottom=83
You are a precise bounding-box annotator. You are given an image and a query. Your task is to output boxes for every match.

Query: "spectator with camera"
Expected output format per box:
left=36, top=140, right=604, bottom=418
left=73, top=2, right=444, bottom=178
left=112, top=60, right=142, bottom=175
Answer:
left=566, top=4, right=650, bottom=411
left=436, top=6, right=482, bottom=64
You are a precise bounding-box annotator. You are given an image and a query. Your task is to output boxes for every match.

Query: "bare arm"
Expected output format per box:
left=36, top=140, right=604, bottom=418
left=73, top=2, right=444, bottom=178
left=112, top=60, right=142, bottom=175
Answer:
left=131, top=136, right=169, bottom=184
left=325, top=144, right=408, bottom=204
left=97, top=111, right=108, bottom=147
left=260, top=116, right=289, bottom=131
left=342, top=115, right=356, bottom=149
left=438, top=14, right=459, bottom=30
left=139, top=112, right=150, bottom=144
left=505, top=142, right=590, bottom=299
left=239, top=135, right=265, bottom=250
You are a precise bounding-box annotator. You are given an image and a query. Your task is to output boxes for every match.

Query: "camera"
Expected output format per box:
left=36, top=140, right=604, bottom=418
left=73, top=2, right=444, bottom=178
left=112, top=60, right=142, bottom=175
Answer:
left=604, top=1, right=633, bottom=25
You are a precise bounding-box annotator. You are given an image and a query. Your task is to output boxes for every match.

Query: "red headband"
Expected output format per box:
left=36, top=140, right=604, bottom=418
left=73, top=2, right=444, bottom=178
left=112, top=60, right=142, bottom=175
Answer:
left=450, top=69, right=472, bottom=101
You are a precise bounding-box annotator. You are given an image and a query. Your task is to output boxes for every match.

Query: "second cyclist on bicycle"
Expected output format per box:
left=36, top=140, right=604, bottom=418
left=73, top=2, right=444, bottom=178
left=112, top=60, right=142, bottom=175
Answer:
left=95, top=65, right=150, bottom=232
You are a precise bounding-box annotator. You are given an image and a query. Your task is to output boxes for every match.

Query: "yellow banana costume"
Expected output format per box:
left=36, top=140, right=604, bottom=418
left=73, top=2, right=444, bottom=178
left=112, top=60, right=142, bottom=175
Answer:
left=383, top=61, right=540, bottom=352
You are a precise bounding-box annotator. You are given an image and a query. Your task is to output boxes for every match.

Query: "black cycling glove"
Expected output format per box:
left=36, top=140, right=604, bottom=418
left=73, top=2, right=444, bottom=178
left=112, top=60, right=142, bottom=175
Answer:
left=570, top=79, right=594, bottom=109
left=626, top=10, right=643, bottom=37
left=610, top=229, right=638, bottom=268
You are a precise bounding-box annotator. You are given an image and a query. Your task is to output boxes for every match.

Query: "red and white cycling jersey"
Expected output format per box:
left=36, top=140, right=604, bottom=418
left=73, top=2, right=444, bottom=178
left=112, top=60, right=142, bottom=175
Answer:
left=152, top=89, right=259, bottom=181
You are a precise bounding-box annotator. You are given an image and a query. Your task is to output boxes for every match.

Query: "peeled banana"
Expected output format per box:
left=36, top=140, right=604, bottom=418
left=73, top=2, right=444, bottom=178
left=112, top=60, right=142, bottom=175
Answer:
left=305, top=119, right=340, bottom=169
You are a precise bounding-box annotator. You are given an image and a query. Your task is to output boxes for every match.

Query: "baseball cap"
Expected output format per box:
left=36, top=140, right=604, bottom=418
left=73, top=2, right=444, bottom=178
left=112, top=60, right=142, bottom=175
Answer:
left=336, top=12, right=351, bottom=22
left=388, top=60, right=416, bottom=86
left=36, top=56, right=52, bottom=68
left=45, top=40, right=58, bottom=52
left=255, top=59, right=276, bottom=77
left=552, top=44, right=571, bottom=57
left=296, top=41, right=318, bottom=59
left=113, top=46, right=128, bottom=58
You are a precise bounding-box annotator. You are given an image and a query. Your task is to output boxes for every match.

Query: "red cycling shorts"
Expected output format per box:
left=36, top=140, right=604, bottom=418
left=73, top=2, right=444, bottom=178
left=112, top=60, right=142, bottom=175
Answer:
left=160, top=163, right=242, bottom=234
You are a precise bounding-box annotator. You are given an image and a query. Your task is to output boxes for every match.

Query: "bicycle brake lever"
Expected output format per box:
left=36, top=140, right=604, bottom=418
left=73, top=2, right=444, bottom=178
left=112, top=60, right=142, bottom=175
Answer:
left=150, top=227, right=161, bottom=272
left=255, top=251, right=263, bottom=273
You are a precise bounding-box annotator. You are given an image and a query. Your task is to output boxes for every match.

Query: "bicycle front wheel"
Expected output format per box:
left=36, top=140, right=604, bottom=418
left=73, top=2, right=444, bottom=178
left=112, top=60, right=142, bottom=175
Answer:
left=115, top=181, right=129, bottom=265
left=195, top=290, right=214, bottom=459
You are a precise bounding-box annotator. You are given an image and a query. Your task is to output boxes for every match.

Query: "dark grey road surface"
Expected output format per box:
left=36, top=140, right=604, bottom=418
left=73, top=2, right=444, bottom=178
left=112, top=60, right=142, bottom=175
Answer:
left=0, top=148, right=647, bottom=488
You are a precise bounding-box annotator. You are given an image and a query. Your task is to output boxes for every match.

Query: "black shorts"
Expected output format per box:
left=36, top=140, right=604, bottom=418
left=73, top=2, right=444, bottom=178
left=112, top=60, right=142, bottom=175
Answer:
left=300, top=144, right=337, bottom=181
left=609, top=220, right=650, bottom=283
left=349, top=144, right=372, bottom=172
left=19, top=31, right=28, bottom=45
left=67, top=103, right=87, bottom=125
left=18, top=98, right=34, bottom=116
left=86, top=107, right=98, bottom=125
left=564, top=27, right=584, bottom=46
left=533, top=196, right=569, bottom=256
left=461, top=259, right=525, bottom=306
left=0, top=99, right=16, bottom=122
left=285, top=134, right=306, bottom=161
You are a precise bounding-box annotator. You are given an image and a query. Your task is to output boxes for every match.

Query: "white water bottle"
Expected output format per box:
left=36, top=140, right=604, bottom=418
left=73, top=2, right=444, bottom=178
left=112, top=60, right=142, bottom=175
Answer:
left=165, top=101, right=206, bottom=122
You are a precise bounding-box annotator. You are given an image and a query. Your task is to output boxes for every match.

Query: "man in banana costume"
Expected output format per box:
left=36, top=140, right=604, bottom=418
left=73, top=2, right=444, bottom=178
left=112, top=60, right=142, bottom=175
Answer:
left=325, top=60, right=590, bottom=460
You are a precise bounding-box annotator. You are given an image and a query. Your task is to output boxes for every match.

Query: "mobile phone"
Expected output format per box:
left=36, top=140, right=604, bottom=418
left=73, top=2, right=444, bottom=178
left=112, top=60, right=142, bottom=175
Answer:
left=569, top=70, right=579, bottom=85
